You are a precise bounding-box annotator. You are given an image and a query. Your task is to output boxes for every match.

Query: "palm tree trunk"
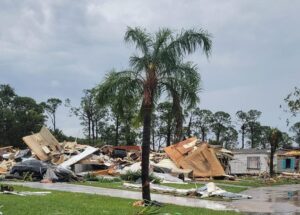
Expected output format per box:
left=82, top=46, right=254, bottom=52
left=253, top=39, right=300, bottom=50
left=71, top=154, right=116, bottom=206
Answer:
left=115, top=115, right=119, bottom=146
left=142, top=104, right=151, bottom=202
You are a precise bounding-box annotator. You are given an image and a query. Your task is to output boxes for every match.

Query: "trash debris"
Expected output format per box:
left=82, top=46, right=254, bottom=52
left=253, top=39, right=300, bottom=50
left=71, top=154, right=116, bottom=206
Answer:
left=0, top=185, right=13, bottom=192
left=1, top=127, right=237, bottom=186
left=10, top=159, right=48, bottom=180
left=152, top=172, right=185, bottom=184
left=196, top=182, right=252, bottom=200
left=123, top=182, right=195, bottom=195
left=22, top=126, right=62, bottom=161
left=58, top=146, right=98, bottom=169
left=280, top=172, right=300, bottom=178
left=165, top=139, right=227, bottom=178
left=1, top=191, right=51, bottom=196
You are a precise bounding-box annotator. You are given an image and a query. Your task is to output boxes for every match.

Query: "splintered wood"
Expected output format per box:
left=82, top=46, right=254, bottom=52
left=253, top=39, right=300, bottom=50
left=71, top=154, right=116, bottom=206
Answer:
left=22, top=126, right=62, bottom=161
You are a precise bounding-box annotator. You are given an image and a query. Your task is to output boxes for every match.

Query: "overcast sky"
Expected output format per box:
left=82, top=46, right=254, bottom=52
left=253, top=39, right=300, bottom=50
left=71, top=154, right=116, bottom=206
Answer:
left=1, top=0, right=299, bottom=138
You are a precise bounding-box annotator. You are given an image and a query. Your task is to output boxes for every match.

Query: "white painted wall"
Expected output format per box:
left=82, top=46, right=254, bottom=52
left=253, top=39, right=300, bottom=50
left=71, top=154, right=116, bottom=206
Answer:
left=229, top=153, right=269, bottom=175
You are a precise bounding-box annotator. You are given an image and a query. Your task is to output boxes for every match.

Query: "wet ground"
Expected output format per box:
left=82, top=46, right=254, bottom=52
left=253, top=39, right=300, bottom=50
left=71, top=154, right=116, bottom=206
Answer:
left=231, top=184, right=300, bottom=214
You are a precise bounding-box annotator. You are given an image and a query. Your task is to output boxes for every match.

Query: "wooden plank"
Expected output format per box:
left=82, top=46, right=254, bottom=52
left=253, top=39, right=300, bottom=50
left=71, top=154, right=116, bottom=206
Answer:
left=22, top=126, right=62, bottom=161
left=59, top=146, right=99, bottom=168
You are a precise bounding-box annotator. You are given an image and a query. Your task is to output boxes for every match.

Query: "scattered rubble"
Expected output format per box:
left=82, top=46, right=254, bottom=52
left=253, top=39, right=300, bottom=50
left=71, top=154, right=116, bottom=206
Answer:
left=164, top=137, right=230, bottom=178
left=196, top=182, right=252, bottom=199
left=0, top=185, right=51, bottom=196
left=1, top=191, right=51, bottom=196
left=124, top=182, right=252, bottom=200
left=280, top=172, right=300, bottom=179
left=0, top=127, right=235, bottom=189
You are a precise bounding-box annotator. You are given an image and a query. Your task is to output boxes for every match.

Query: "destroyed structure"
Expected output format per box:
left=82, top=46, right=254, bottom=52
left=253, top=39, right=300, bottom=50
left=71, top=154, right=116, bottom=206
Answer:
left=0, top=127, right=234, bottom=183
left=1, top=126, right=299, bottom=184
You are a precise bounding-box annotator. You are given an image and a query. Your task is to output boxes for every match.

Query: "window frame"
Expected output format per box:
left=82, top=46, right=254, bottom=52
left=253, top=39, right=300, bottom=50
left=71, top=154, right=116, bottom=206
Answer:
left=247, top=156, right=261, bottom=170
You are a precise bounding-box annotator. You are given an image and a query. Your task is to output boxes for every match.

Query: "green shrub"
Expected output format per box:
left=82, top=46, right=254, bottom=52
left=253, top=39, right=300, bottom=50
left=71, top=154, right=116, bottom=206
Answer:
left=120, top=171, right=161, bottom=184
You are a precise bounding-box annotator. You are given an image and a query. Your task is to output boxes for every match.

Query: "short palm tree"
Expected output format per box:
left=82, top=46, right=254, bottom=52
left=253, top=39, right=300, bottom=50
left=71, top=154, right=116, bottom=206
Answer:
left=97, top=27, right=212, bottom=201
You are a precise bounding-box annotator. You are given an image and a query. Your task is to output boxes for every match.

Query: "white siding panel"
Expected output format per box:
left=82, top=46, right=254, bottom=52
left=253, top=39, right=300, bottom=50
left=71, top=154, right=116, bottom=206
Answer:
left=230, top=153, right=269, bottom=175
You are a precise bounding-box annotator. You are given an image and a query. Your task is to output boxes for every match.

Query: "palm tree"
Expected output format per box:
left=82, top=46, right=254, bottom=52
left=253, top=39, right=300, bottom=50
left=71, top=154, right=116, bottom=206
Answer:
left=97, top=27, right=211, bottom=202
left=269, top=128, right=282, bottom=177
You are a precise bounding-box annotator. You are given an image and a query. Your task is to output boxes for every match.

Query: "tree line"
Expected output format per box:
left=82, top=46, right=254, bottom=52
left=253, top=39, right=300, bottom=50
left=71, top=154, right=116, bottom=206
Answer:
left=68, top=92, right=297, bottom=150
left=0, top=84, right=73, bottom=148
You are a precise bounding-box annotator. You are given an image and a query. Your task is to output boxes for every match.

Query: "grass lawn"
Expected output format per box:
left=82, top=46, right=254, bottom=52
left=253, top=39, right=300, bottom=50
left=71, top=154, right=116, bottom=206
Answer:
left=0, top=184, right=240, bottom=215
left=211, top=177, right=300, bottom=188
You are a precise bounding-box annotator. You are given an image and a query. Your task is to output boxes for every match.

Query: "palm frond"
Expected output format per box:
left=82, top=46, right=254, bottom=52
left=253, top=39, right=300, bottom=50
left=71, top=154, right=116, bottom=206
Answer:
left=153, top=28, right=172, bottom=58
left=96, top=70, right=143, bottom=106
left=125, top=27, right=152, bottom=55
left=166, top=28, right=212, bottom=58
left=129, top=55, right=149, bottom=74
left=160, top=75, right=200, bottom=109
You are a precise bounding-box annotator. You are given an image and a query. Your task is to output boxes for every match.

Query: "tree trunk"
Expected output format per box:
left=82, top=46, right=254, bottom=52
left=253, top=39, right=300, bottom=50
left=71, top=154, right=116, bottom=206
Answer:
left=201, top=127, right=205, bottom=142
left=241, top=124, right=245, bottom=149
left=152, top=128, right=155, bottom=151
left=173, top=95, right=183, bottom=143
left=53, top=113, right=56, bottom=131
left=91, top=119, right=95, bottom=143
left=269, top=150, right=274, bottom=177
left=142, top=104, right=152, bottom=202
left=95, top=119, right=98, bottom=140
left=216, top=131, right=220, bottom=144
left=125, top=119, right=133, bottom=146
left=166, top=124, right=171, bottom=146
left=186, top=115, right=192, bottom=137
left=88, top=117, right=91, bottom=143
left=141, top=67, right=157, bottom=203
left=251, top=127, right=254, bottom=148
left=115, top=115, right=119, bottom=146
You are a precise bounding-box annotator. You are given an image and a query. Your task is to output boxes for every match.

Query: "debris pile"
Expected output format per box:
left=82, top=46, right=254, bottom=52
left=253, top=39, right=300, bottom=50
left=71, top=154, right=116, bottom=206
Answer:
left=0, top=127, right=145, bottom=182
left=279, top=172, right=300, bottom=179
left=0, top=127, right=233, bottom=184
left=164, top=137, right=233, bottom=179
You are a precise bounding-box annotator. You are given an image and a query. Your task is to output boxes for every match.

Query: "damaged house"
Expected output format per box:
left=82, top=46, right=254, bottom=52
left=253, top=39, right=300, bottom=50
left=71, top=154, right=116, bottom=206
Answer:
left=229, top=149, right=270, bottom=175
left=276, top=149, right=300, bottom=174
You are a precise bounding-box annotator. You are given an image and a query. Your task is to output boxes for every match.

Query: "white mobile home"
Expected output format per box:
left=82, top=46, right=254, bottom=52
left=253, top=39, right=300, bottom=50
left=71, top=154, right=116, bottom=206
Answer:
left=229, top=149, right=269, bottom=175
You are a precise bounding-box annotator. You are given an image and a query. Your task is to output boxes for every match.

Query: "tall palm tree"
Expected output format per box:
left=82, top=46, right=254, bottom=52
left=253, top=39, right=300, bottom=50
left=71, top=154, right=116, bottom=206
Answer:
left=269, top=128, right=282, bottom=177
left=97, top=27, right=211, bottom=202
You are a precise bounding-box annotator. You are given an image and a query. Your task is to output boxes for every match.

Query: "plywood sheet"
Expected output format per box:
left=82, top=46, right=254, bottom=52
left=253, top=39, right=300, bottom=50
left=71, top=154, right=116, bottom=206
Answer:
left=22, top=126, right=61, bottom=161
left=179, top=143, right=225, bottom=178
left=59, top=146, right=99, bottom=168
left=164, top=137, right=197, bottom=167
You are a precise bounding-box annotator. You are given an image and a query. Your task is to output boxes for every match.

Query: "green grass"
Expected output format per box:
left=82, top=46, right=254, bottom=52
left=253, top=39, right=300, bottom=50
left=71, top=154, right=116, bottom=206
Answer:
left=0, top=184, right=240, bottom=215
left=211, top=177, right=300, bottom=188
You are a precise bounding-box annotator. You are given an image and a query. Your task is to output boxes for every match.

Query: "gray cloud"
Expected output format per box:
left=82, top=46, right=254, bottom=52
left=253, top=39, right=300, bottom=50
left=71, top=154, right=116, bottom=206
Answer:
left=0, top=0, right=299, bottom=137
